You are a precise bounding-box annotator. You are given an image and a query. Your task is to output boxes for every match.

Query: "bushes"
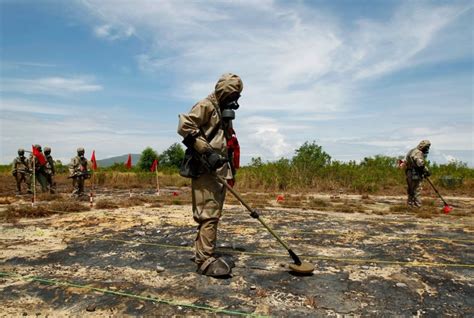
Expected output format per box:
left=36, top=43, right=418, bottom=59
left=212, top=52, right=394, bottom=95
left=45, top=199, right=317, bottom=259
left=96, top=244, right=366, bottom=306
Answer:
left=235, top=144, right=473, bottom=195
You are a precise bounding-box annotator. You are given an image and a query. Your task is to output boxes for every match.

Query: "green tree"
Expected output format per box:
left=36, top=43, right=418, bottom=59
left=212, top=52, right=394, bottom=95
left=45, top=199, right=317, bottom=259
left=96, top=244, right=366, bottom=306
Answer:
left=159, top=143, right=185, bottom=168
left=138, top=147, right=159, bottom=171
left=291, top=141, right=331, bottom=186
left=292, top=141, right=331, bottom=169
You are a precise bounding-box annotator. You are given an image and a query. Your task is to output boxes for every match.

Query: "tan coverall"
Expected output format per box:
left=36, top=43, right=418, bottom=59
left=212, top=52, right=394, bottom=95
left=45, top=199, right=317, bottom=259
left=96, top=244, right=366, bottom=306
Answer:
left=405, top=140, right=430, bottom=207
left=44, top=154, right=56, bottom=193
left=11, top=156, right=31, bottom=193
left=69, top=156, right=89, bottom=196
left=29, top=154, right=48, bottom=193
left=177, top=73, right=243, bottom=267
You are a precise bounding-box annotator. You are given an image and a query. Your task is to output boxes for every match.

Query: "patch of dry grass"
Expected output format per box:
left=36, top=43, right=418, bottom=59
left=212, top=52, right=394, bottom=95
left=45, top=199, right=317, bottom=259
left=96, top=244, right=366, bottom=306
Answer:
left=0, top=197, right=12, bottom=205
left=117, top=196, right=148, bottom=207
left=390, top=204, right=408, bottom=213
left=308, top=198, right=330, bottom=208
left=48, top=201, right=91, bottom=212
left=3, top=204, right=50, bottom=220
left=37, top=193, right=63, bottom=201
left=94, top=199, right=119, bottom=209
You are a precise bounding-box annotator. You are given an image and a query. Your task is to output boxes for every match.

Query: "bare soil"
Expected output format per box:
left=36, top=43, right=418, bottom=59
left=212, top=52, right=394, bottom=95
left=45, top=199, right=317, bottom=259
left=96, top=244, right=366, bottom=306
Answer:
left=0, top=188, right=473, bottom=317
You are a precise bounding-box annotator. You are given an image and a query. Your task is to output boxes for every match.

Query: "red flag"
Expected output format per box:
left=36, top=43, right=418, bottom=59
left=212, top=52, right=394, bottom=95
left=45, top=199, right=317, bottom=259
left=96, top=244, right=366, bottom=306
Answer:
left=150, top=159, right=158, bottom=172
left=91, top=150, right=98, bottom=170
left=125, top=154, right=132, bottom=169
left=32, top=145, right=47, bottom=166
left=227, top=130, right=240, bottom=169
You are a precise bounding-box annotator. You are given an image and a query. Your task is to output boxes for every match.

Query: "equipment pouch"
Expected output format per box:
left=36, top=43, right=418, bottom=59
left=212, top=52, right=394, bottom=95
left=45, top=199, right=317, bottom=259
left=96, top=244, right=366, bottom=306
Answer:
left=411, top=168, right=420, bottom=180
left=179, top=148, right=202, bottom=178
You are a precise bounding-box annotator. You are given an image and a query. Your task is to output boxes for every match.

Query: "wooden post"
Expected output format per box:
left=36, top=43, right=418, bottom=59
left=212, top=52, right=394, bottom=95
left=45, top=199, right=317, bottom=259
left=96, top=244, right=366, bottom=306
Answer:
left=32, top=156, right=36, bottom=206
left=156, top=167, right=160, bottom=195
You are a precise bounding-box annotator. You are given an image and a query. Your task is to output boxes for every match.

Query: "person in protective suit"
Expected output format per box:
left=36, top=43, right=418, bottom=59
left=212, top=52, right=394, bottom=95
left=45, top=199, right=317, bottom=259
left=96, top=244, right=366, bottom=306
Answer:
left=405, top=140, right=431, bottom=207
left=29, top=144, right=49, bottom=193
left=44, top=147, right=56, bottom=194
left=11, top=148, right=31, bottom=194
left=177, top=73, right=243, bottom=277
left=68, top=147, right=90, bottom=197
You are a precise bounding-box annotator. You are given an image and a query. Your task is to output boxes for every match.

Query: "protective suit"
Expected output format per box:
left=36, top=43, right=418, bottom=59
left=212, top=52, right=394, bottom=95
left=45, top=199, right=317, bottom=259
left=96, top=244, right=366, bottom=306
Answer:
left=69, top=147, right=90, bottom=196
left=405, top=140, right=431, bottom=207
left=177, top=73, right=243, bottom=276
left=29, top=145, right=48, bottom=193
left=44, top=147, right=56, bottom=194
left=11, top=149, right=31, bottom=194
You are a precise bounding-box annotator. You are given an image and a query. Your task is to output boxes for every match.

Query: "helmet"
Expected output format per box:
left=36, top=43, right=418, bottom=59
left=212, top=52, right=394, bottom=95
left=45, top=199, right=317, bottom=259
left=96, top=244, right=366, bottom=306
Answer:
left=18, top=148, right=25, bottom=156
left=34, top=144, right=42, bottom=152
left=44, top=147, right=51, bottom=155
left=77, top=147, right=85, bottom=156
left=417, top=140, right=431, bottom=150
left=417, top=140, right=431, bottom=154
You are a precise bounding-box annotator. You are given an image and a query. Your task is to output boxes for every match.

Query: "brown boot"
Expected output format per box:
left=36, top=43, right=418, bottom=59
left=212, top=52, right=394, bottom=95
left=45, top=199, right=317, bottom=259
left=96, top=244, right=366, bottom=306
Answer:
left=197, top=257, right=233, bottom=277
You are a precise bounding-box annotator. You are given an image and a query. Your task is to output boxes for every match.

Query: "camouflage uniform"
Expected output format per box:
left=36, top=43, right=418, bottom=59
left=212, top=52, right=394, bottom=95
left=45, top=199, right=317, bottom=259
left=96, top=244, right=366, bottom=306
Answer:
left=405, top=140, right=431, bottom=207
left=29, top=145, right=49, bottom=193
left=178, top=73, right=243, bottom=276
left=44, top=147, right=56, bottom=194
left=68, top=147, right=90, bottom=196
left=11, top=149, right=31, bottom=194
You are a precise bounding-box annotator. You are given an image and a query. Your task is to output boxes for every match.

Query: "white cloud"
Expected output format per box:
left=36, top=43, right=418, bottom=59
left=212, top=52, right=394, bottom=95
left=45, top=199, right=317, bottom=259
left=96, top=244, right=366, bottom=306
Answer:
left=93, top=24, right=134, bottom=40
left=1, top=76, right=103, bottom=96
left=348, top=3, right=471, bottom=79
left=0, top=99, right=178, bottom=163
left=0, top=98, right=69, bottom=116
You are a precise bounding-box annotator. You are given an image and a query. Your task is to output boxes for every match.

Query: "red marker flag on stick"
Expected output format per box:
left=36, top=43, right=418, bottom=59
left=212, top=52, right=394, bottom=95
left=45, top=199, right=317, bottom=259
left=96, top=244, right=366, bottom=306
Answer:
left=150, top=159, right=158, bottom=172
left=125, top=154, right=132, bottom=169
left=32, top=145, right=47, bottom=166
left=91, top=150, right=98, bottom=170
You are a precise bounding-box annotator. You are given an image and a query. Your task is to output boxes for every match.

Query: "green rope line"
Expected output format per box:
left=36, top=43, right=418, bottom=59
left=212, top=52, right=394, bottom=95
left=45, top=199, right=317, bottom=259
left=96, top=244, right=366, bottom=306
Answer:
left=0, top=271, right=267, bottom=317
left=99, top=238, right=474, bottom=269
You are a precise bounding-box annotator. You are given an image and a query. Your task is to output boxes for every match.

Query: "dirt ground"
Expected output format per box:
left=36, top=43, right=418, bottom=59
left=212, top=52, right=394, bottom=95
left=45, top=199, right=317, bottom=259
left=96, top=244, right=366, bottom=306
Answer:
left=0, top=188, right=473, bottom=317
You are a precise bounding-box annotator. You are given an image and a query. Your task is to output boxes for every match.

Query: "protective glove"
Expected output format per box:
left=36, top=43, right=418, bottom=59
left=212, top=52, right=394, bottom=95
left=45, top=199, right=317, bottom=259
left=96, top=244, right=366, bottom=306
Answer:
left=205, top=151, right=227, bottom=171
left=423, top=167, right=431, bottom=177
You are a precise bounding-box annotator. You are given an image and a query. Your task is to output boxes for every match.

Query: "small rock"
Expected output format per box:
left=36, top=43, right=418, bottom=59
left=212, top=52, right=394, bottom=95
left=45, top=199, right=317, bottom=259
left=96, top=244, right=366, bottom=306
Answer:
left=133, top=231, right=145, bottom=236
left=361, top=265, right=369, bottom=270
left=250, top=285, right=257, bottom=290
left=177, top=306, right=183, bottom=310
left=86, top=304, right=96, bottom=312
left=156, top=266, right=165, bottom=273
left=180, top=242, right=187, bottom=246
left=396, top=283, right=407, bottom=288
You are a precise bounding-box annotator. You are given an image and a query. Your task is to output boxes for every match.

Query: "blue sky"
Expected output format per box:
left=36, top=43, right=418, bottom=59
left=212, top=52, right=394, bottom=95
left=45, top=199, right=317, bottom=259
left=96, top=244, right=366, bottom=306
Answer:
left=1, top=0, right=473, bottom=166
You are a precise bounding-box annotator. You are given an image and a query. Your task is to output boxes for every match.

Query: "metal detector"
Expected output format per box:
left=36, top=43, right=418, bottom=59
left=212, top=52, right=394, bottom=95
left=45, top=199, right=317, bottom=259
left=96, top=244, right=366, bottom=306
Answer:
left=425, top=177, right=453, bottom=214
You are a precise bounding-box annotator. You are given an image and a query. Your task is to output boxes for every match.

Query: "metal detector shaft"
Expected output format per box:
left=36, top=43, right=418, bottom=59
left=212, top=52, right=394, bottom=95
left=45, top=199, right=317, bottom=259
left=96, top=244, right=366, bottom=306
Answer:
left=425, top=177, right=449, bottom=206
left=216, top=175, right=302, bottom=265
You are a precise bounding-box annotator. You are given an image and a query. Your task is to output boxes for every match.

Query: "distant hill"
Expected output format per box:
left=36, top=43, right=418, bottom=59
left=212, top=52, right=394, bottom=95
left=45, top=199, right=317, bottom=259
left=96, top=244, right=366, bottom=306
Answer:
left=97, top=154, right=141, bottom=167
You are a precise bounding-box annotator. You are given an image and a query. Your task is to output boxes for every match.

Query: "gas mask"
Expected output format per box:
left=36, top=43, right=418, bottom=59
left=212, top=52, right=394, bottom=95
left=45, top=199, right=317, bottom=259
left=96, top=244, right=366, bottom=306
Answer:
left=422, top=147, right=430, bottom=159
left=221, top=93, right=240, bottom=121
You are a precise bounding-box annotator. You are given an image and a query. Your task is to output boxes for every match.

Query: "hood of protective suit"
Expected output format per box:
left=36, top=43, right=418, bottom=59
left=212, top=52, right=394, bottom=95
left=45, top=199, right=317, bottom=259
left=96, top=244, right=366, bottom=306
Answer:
left=417, top=140, right=431, bottom=150
left=214, top=73, right=243, bottom=105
